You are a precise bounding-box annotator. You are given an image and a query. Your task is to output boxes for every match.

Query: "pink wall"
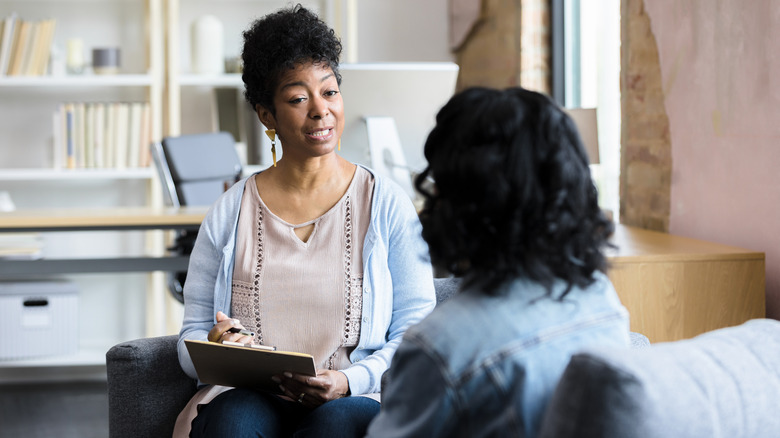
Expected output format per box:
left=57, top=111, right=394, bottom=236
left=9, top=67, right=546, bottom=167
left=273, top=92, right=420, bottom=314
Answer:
left=644, top=0, right=780, bottom=318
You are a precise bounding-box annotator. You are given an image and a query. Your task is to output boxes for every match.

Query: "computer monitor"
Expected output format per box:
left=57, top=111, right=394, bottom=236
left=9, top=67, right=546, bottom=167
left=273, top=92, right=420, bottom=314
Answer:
left=337, top=63, right=460, bottom=197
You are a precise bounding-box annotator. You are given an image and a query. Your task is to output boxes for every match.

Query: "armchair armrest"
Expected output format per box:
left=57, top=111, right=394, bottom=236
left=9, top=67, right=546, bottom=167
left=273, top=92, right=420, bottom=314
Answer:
left=106, top=335, right=197, bottom=438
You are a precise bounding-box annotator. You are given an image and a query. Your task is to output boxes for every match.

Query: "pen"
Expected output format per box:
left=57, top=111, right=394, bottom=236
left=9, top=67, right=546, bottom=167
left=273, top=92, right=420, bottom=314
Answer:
left=222, top=340, right=277, bottom=351
left=227, top=327, right=256, bottom=337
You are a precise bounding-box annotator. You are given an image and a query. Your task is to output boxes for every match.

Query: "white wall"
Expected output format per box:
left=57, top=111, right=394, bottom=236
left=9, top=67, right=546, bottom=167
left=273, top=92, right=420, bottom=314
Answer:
left=180, top=0, right=453, bottom=163
left=645, top=0, right=780, bottom=318
left=354, top=0, right=452, bottom=63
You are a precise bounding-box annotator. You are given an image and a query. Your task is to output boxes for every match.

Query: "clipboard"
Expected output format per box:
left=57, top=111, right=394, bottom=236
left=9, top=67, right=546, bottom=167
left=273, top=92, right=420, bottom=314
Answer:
left=184, top=340, right=316, bottom=393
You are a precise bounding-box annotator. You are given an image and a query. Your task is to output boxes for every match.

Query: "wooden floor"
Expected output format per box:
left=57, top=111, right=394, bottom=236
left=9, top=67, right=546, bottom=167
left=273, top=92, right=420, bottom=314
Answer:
left=0, top=381, right=108, bottom=438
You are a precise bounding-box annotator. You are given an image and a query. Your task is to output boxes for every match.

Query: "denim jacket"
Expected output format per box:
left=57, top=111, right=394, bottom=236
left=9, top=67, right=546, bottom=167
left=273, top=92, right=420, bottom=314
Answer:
left=177, top=166, right=436, bottom=396
left=366, top=271, right=629, bottom=438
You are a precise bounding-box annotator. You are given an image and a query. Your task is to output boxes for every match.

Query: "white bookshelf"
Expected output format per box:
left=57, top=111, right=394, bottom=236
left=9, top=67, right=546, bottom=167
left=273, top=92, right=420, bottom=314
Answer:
left=0, top=0, right=165, bottom=377
left=0, top=0, right=164, bottom=169
left=0, top=74, right=154, bottom=87
left=177, top=73, right=241, bottom=87
left=0, top=168, right=154, bottom=180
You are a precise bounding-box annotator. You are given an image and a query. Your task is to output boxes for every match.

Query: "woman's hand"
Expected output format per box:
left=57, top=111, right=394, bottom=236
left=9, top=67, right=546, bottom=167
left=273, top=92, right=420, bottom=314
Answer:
left=207, top=311, right=254, bottom=344
left=274, top=369, right=350, bottom=408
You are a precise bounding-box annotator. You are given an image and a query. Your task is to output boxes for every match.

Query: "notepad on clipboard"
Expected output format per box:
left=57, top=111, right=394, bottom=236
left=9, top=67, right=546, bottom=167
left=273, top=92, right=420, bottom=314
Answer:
left=184, top=340, right=316, bottom=393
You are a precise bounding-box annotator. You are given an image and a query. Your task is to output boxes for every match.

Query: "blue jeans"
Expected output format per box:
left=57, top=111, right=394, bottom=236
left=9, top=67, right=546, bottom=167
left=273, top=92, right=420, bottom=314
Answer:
left=190, top=388, right=380, bottom=438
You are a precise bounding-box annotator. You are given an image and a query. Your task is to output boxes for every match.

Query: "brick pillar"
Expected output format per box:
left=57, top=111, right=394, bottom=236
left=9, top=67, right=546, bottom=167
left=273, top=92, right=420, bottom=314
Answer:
left=620, top=0, right=671, bottom=231
left=519, top=0, right=550, bottom=93
left=452, top=0, right=550, bottom=95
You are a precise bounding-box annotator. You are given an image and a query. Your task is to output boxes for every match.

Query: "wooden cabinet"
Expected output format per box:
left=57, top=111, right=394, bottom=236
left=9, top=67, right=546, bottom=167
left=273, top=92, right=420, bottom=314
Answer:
left=608, top=225, right=765, bottom=343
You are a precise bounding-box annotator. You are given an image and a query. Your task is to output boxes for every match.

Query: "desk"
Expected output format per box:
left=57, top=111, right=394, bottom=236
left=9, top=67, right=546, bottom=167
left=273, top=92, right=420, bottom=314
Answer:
left=607, top=224, right=765, bottom=343
left=0, top=207, right=209, bottom=371
left=0, top=207, right=208, bottom=276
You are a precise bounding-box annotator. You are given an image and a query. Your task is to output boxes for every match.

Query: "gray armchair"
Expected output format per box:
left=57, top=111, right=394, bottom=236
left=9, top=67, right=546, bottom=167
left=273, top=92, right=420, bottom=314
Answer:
left=106, top=334, right=192, bottom=438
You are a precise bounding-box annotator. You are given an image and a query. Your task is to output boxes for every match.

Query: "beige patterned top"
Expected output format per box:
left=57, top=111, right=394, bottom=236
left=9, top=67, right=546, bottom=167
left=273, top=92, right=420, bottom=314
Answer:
left=230, top=166, right=374, bottom=371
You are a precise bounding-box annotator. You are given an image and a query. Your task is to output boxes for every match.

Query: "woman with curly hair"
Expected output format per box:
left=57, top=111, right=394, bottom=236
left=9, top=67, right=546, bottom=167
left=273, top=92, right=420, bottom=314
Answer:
left=173, top=5, right=435, bottom=437
left=366, top=87, right=630, bottom=437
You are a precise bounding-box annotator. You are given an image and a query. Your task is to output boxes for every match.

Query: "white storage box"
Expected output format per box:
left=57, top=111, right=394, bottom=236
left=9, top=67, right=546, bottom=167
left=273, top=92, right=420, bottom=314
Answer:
left=0, top=280, right=79, bottom=360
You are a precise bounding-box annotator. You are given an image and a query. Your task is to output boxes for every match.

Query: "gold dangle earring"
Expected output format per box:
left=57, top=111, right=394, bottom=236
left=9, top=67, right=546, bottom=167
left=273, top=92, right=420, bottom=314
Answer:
left=338, top=138, right=341, bottom=151
left=265, top=129, right=277, bottom=167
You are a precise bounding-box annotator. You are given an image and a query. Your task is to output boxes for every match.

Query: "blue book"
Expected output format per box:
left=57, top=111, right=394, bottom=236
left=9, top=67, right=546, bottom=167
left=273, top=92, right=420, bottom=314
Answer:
left=66, top=104, right=75, bottom=168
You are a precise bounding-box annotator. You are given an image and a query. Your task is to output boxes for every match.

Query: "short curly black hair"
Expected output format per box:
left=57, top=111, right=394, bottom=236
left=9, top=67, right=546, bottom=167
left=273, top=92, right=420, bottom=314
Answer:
left=241, top=4, right=342, bottom=114
left=415, top=87, right=614, bottom=297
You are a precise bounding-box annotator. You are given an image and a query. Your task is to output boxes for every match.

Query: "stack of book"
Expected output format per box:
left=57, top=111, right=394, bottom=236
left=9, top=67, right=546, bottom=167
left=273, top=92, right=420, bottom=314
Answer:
left=0, top=13, right=57, bottom=77
left=0, top=233, right=44, bottom=260
left=52, top=102, right=153, bottom=169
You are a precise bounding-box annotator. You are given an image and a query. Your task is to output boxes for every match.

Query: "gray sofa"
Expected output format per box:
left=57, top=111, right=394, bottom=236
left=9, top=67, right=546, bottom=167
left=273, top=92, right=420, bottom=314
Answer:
left=538, top=318, right=780, bottom=437
left=106, top=278, right=780, bottom=437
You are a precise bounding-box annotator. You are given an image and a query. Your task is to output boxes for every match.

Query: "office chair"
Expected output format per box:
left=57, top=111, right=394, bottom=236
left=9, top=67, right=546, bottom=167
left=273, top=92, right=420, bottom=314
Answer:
left=151, top=132, right=243, bottom=303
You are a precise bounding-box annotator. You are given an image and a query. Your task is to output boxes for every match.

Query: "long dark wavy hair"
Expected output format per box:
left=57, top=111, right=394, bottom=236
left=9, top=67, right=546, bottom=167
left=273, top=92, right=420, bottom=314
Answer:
left=415, top=87, right=614, bottom=297
left=241, top=4, right=342, bottom=115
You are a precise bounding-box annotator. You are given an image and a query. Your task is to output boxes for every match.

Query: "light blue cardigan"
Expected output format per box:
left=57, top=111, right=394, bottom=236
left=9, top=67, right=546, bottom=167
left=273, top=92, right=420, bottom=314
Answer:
left=177, top=166, right=436, bottom=396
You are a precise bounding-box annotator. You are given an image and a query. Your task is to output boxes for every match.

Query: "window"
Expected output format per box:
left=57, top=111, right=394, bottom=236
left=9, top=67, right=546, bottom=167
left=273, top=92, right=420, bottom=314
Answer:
left=553, top=0, right=621, bottom=220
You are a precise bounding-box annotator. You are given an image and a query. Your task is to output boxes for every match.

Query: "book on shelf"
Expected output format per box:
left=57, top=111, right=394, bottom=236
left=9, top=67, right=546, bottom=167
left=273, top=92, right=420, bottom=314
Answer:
left=1, top=15, right=56, bottom=76
left=114, top=103, right=129, bottom=169
left=0, top=233, right=44, bottom=260
left=19, top=20, right=38, bottom=75
left=31, top=19, right=55, bottom=76
left=139, top=103, right=152, bottom=167
left=52, top=108, right=64, bottom=168
left=0, top=17, right=7, bottom=72
left=127, top=102, right=142, bottom=168
left=74, top=102, right=86, bottom=168
left=93, top=103, right=106, bottom=168
left=84, top=103, right=95, bottom=168
left=0, top=13, right=17, bottom=75
left=105, top=103, right=117, bottom=169
left=6, top=18, right=29, bottom=76
left=65, top=103, right=75, bottom=169
left=53, top=102, right=152, bottom=170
